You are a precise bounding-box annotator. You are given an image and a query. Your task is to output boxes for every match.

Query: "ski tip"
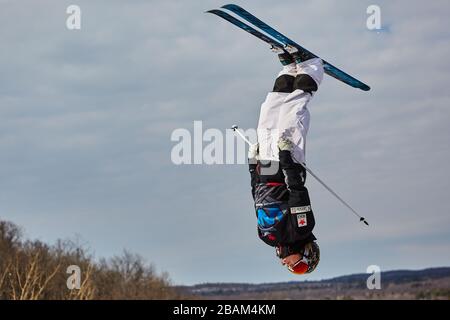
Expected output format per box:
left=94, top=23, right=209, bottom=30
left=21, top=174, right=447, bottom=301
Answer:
left=206, top=9, right=227, bottom=15
left=360, top=84, right=371, bottom=91
left=221, top=4, right=239, bottom=10
left=231, top=124, right=238, bottom=131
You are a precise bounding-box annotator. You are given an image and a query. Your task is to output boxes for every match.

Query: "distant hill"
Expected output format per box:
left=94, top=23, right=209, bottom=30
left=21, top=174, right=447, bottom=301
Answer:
left=179, top=267, right=450, bottom=300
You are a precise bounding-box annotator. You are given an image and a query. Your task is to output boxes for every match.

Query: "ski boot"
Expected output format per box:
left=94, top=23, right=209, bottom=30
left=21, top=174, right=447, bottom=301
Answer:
left=284, top=45, right=314, bottom=63
left=271, top=46, right=294, bottom=66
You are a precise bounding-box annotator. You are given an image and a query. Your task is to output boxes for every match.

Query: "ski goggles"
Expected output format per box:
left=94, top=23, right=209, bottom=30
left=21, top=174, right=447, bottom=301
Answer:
left=276, top=246, right=309, bottom=274
left=276, top=245, right=309, bottom=275
left=287, top=257, right=309, bottom=275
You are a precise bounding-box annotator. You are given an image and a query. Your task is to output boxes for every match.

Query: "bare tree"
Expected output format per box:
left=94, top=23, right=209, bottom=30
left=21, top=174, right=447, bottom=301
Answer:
left=0, top=219, right=186, bottom=300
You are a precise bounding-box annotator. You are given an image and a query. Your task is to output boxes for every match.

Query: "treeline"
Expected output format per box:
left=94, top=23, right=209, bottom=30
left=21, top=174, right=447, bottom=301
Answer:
left=0, top=220, right=187, bottom=300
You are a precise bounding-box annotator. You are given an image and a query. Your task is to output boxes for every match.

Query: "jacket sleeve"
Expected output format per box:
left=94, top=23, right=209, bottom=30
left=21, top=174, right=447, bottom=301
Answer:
left=249, top=162, right=259, bottom=200
left=279, top=151, right=305, bottom=190
left=278, top=150, right=310, bottom=207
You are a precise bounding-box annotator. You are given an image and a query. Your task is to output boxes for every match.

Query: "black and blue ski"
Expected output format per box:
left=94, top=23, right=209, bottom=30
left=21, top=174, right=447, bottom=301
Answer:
left=208, top=4, right=371, bottom=91
left=207, top=9, right=286, bottom=52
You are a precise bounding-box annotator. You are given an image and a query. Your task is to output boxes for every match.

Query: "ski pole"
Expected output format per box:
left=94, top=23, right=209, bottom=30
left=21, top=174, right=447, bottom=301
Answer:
left=231, top=125, right=253, bottom=146
left=231, top=125, right=369, bottom=226
left=300, top=165, right=369, bottom=226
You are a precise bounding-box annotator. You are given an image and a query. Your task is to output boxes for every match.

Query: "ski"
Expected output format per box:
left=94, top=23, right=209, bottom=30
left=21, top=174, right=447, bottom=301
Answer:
left=218, top=4, right=371, bottom=91
left=207, top=9, right=286, bottom=51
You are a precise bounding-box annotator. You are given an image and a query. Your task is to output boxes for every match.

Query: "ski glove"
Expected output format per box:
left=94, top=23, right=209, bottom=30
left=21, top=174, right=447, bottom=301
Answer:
left=278, top=138, right=293, bottom=152
left=248, top=143, right=259, bottom=161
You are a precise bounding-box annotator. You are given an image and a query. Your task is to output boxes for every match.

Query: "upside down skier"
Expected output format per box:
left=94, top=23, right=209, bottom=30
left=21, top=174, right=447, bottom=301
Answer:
left=248, top=46, right=324, bottom=275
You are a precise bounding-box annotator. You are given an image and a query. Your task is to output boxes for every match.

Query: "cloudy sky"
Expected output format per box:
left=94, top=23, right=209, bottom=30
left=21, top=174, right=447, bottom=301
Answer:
left=1, top=0, right=449, bottom=285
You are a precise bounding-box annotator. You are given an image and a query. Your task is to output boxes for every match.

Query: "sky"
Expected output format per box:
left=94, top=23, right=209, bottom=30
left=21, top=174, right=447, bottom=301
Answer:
left=1, top=0, right=449, bottom=285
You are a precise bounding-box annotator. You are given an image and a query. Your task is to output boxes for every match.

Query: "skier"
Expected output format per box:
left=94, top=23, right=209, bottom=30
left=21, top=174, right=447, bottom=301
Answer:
left=248, top=46, right=324, bottom=275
